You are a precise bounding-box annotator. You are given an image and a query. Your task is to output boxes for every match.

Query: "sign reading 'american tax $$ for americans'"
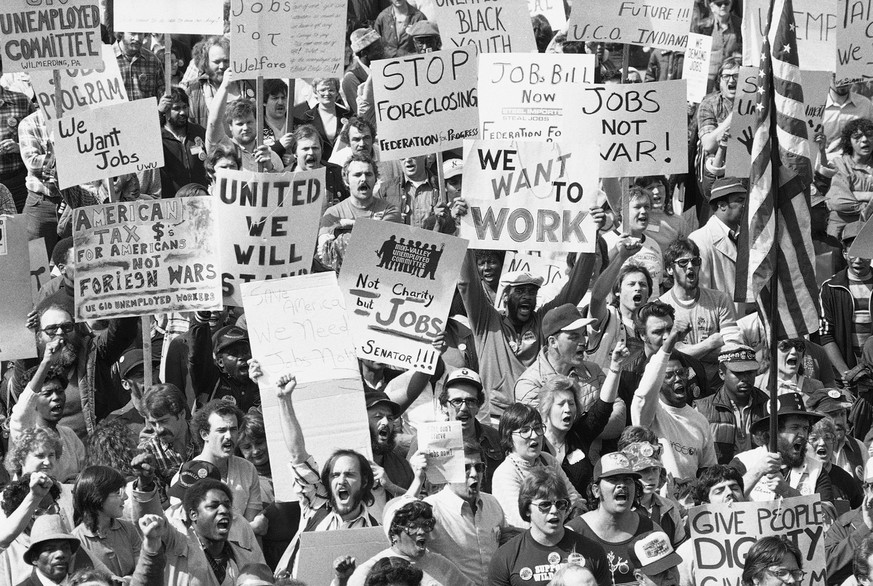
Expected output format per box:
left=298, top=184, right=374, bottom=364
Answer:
left=339, top=220, right=468, bottom=374
left=54, top=99, right=164, bottom=189
left=72, top=197, right=222, bottom=321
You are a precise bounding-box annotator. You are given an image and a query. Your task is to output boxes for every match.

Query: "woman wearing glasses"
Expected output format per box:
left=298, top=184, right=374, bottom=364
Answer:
left=826, top=118, right=873, bottom=239
left=489, top=468, right=609, bottom=586
left=295, top=78, right=349, bottom=164
left=346, top=500, right=473, bottom=586
left=491, top=403, right=585, bottom=530
left=741, top=536, right=805, bottom=586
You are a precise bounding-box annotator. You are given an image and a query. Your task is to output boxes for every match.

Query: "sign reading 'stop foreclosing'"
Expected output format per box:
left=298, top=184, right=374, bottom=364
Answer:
left=371, top=48, right=479, bottom=160
left=431, top=0, right=537, bottom=53
left=1, top=0, right=103, bottom=73
left=567, top=0, right=693, bottom=50
left=0, top=216, right=37, bottom=360
left=72, top=198, right=223, bottom=320
left=230, top=0, right=346, bottom=78
left=54, top=99, right=164, bottom=189
left=460, top=140, right=600, bottom=253
left=30, top=45, right=128, bottom=121
left=215, top=168, right=324, bottom=306
left=478, top=53, right=596, bottom=142
left=115, top=0, right=225, bottom=35
left=743, top=0, right=837, bottom=70
left=688, top=495, right=827, bottom=586
left=835, top=0, right=873, bottom=86
left=339, top=220, right=468, bottom=374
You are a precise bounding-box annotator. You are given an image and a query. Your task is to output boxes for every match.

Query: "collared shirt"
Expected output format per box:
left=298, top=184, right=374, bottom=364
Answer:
left=113, top=42, right=165, bottom=101
left=35, top=568, right=68, bottom=586
left=141, top=432, right=199, bottom=486
left=824, top=91, right=873, bottom=156
left=17, top=110, right=60, bottom=198
left=728, top=398, right=753, bottom=455
left=73, top=518, right=142, bottom=577
left=399, top=176, right=438, bottom=228
left=697, top=91, right=733, bottom=137
left=0, top=86, right=35, bottom=177
left=424, top=488, right=504, bottom=586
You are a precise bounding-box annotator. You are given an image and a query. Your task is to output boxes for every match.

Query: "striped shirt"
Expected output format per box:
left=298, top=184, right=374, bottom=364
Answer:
left=849, top=275, right=873, bottom=361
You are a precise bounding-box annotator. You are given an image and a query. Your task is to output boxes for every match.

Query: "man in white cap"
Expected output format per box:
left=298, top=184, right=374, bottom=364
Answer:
left=627, top=530, right=682, bottom=586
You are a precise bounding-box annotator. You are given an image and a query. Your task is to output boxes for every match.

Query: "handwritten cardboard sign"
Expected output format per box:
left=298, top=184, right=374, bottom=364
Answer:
left=230, top=0, right=346, bottom=78
left=72, top=198, right=222, bottom=320
left=215, top=168, right=324, bottom=306
left=1, top=0, right=103, bottom=73
left=494, top=251, right=568, bottom=309
left=115, top=0, right=225, bottom=35
left=0, top=216, right=37, bottom=360
left=478, top=52, right=596, bottom=142
left=432, top=0, right=537, bottom=53
left=53, top=98, right=164, bottom=189
left=28, top=238, right=50, bottom=305
left=298, top=528, right=389, bottom=586
left=460, top=139, right=600, bottom=253
left=835, top=0, right=873, bottom=86
left=241, top=273, right=372, bottom=501
left=688, top=495, right=827, bottom=586
left=30, top=45, right=128, bottom=122
left=567, top=0, right=693, bottom=50
left=371, top=47, right=479, bottom=160
left=800, top=70, right=833, bottom=136
left=417, top=421, right=465, bottom=484
left=338, top=220, right=468, bottom=374
left=743, top=0, right=837, bottom=71
left=726, top=66, right=760, bottom=178
left=528, top=0, right=566, bottom=30
left=683, top=33, right=712, bottom=103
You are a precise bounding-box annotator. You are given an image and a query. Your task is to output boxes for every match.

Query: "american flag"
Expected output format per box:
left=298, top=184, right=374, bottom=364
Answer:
left=734, top=0, right=820, bottom=338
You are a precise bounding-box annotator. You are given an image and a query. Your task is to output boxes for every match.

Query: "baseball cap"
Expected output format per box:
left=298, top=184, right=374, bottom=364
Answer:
left=212, top=325, right=249, bottom=355
left=445, top=368, right=483, bottom=392
left=499, top=271, right=544, bottom=289
left=364, top=390, right=401, bottom=418
left=409, top=20, right=440, bottom=37
left=542, top=303, right=597, bottom=338
left=806, top=387, right=853, bottom=414
left=350, top=28, right=381, bottom=53
left=710, top=177, right=747, bottom=203
left=168, top=460, right=221, bottom=500
left=593, top=452, right=640, bottom=482
left=443, top=158, right=463, bottom=179
left=627, top=531, right=683, bottom=576
left=623, top=441, right=663, bottom=471
left=718, top=343, right=758, bottom=372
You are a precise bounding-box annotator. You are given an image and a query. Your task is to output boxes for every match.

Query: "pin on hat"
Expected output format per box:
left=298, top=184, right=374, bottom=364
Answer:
left=750, top=392, right=824, bottom=435
left=718, top=343, right=758, bottom=372
left=168, top=460, right=221, bottom=501
left=593, top=452, right=641, bottom=481
left=445, top=368, right=483, bottom=391
left=212, top=325, right=249, bottom=354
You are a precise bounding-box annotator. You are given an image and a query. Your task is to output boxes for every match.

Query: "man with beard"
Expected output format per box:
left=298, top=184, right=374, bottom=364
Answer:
left=366, top=391, right=414, bottom=512
left=188, top=400, right=262, bottom=522
left=695, top=344, right=769, bottom=464
left=139, top=384, right=197, bottom=488
left=631, top=316, right=717, bottom=483
left=271, top=373, right=379, bottom=577
left=9, top=338, right=85, bottom=483
left=286, top=125, right=348, bottom=214
left=660, top=238, right=739, bottom=390
left=728, top=392, right=833, bottom=502
left=11, top=302, right=137, bottom=438
left=113, top=32, right=165, bottom=101
left=190, top=317, right=260, bottom=412
left=158, top=87, right=208, bottom=197
left=185, top=36, right=250, bottom=129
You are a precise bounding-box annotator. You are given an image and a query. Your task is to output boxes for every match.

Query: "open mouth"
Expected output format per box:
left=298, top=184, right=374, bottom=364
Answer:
left=216, top=518, right=230, bottom=533
left=632, top=293, right=643, bottom=304
left=49, top=405, right=63, bottom=415
left=792, top=440, right=806, bottom=457
left=456, top=413, right=471, bottom=422
left=377, top=427, right=391, bottom=442
left=336, top=487, right=350, bottom=501
left=614, top=489, right=629, bottom=504
left=222, top=440, right=235, bottom=452
left=517, top=303, right=533, bottom=318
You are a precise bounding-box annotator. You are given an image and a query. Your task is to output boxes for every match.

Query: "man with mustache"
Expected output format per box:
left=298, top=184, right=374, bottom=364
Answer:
left=660, top=238, right=740, bottom=390
left=729, top=392, right=833, bottom=502
left=185, top=36, right=244, bottom=129
left=286, top=125, right=348, bottom=214
left=113, top=32, right=165, bottom=101
left=158, top=87, right=208, bottom=197
left=139, top=383, right=197, bottom=488
left=631, top=316, right=717, bottom=484
left=695, top=344, right=769, bottom=465
left=365, top=390, right=414, bottom=513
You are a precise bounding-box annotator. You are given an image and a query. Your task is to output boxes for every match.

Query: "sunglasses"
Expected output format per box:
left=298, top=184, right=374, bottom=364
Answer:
left=465, top=462, right=486, bottom=473
left=531, top=499, right=571, bottom=513
left=674, top=257, right=702, bottom=269
left=41, top=322, right=75, bottom=336
left=778, top=339, right=805, bottom=352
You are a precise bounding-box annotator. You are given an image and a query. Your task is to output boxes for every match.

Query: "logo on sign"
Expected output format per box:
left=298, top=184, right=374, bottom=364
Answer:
left=375, top=236, right=445, bottom=280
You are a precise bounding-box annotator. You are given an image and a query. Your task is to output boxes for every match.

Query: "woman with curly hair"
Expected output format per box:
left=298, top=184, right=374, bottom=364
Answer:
left=826, top=117, right=873, bottom=238
left=83, top=419, right=139, bottom=479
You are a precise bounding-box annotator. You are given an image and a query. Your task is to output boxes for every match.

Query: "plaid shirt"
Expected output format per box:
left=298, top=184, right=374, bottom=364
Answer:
left=17, top=109, right=60, bottom=198
left=0, top=86, right=35, bottom=177
left=114, top=42, right=165, bottom=101
left=141, top=432, right=199, bottom=486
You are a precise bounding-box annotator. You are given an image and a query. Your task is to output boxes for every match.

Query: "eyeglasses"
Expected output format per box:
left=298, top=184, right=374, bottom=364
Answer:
left=777, top=339, right=806, bottom=352
left=402, top=519, right=435, bottom=534
left=531, top=499, right=571, bottom=513
left=664, top=368, right=689, bottom=380
left=41, top=322, right=75, bottom=336
left=448, top=398, right=479, bottom=409
left=712, top=1, right=731, bottom=7
left=465, top=462, right=486, bottom=473
left=766, top=568, right=806, bottom=583
left=673, top=257, right=702, bottom=268
left=721, top=73, right=739, bottom=81
left=514, top=424, right=546, bottom=439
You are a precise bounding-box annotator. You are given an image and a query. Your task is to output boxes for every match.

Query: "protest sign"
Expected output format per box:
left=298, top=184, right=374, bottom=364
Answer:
left=478, top=53, right=595, bottom=142
left=743, top=0, right=837, bottom=70
left=0, top=216, right=37, bottom=360
left=726, top=66, right=760, bottom=178
left=528, top=0, right=566, bottom=30
left=53, top=99, right=163, bottom=189
left=567, top=0, right=693, bottom=50
left=72, top=198, right=222, bottom=321
left=230, top=0, right=346, bottom=78
left=417, top=421, right=465, bottom=484
left=432, top=0, right=537, bottom=53
left=494, top=251, right=568, bottom=309
left=30, top=45, right=127, bottom=122
left=460, top=140, right=600, bottom=252
left=28, top=238, right=50, bottom=305
left=215, top=168, right=324, bottom=306
left=298, top=528, right=389, bottom=586
left=688, top=495, right=827, bottom=586
left=115, top=0, right=225, bottom=35
left=835, top=0, right=873, bottom=86
left=338, top=220, right=468, bottom=374
left=371, top=47, right=479, bottom=160
left=683, top=33, right=712, bottom=103
left=241, top=273, right=372, bottom=501
left=801, top=70, right=834, bottom=136
left=849, top=216, right=873, bottom=258
left=1, top=0, right=103, bottom=73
